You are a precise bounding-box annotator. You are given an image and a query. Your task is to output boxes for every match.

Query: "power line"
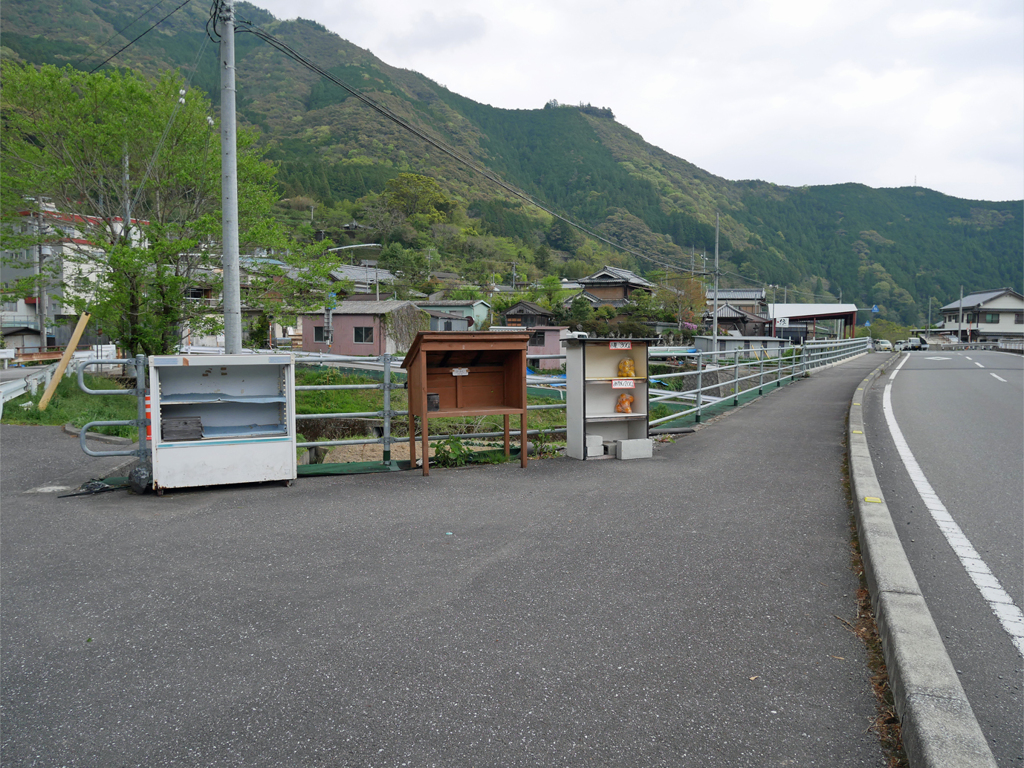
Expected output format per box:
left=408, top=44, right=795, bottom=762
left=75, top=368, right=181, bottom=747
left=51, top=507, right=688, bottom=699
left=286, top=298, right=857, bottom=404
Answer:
left=73, top=0, right=174, bottom=72
left=88, top=0, right=197, bottom=74
left=234, top=19, right=709, bottom=280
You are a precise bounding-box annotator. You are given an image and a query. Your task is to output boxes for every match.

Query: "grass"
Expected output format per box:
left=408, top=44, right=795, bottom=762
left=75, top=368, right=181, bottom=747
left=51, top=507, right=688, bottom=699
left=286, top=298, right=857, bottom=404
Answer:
left=2, top=366, right=569, bottom=448
left=2, top=373, right=139, bottom=440
left=295, top=365, right=567, bottom=440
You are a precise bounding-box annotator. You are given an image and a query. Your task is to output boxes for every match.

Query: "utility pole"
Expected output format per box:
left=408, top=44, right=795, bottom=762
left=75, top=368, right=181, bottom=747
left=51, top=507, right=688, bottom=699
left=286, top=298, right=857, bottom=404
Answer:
left=218, top=0, right=242, bottom=354
left=35, top=203, right=47, bottom=353
left=711, top=212, right=720, bottom=356
left=957, top=285, right=963, bottom=342
left=927, top=296, right=932, bottom=330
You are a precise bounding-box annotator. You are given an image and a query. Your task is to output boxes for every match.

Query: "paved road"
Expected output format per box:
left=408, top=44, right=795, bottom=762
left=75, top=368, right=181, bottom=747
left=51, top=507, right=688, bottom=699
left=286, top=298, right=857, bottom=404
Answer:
left=862, top=349, right=1023, bottom=766
left=2, top=356, right=887, bottom=767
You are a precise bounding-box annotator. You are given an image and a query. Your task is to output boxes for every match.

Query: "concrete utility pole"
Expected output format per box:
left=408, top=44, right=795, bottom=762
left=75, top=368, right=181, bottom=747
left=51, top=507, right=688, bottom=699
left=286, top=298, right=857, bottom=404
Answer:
left=711, top=212, right=720, bottom=356
left=219, top=0, right=243, bottom=354
left=35, top=203, right=48, bottom=353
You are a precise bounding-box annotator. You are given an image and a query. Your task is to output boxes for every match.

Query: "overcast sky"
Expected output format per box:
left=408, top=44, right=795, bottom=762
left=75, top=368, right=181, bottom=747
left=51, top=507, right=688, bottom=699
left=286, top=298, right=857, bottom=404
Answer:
left=252, top=0, right=1023, bottom=202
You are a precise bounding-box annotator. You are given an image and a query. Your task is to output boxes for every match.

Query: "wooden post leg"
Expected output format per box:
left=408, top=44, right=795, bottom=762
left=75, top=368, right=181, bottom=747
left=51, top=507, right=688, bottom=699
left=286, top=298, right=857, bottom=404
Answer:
left=421, top=417, right=430, bottom=476
left=408, top=413, right=416, bottom=468
left=521, top=411, right=528, bottom=467
left=503, top=414, right=510, bottom=456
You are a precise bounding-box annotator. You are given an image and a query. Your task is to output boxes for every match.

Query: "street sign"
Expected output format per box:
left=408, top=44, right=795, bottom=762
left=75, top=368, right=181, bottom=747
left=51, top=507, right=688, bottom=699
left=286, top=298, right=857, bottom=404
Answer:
left=871, top=305, right=879, bottom=313
left=864, top=320, right=871, bottom=327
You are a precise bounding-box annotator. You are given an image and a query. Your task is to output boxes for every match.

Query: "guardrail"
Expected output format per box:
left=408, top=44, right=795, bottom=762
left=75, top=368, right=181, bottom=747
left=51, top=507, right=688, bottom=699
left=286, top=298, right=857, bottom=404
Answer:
left=0, top=358, right=78, bottom=418
left=647, top=337, right=870, bottom=427
left=293, top=353, right=568, bottom=464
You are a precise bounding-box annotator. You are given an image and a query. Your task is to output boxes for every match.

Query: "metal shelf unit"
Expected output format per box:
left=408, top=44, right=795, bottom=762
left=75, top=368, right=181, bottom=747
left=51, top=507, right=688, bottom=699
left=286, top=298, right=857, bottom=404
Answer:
left=149, top=354, right=297, bottom=491
left=566, top=338, right=654, bottom=460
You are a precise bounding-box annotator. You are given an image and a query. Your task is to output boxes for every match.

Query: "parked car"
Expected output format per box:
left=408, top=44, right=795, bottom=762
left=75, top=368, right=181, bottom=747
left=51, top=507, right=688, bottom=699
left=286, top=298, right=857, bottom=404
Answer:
left=875, top=339, right=893, bottom=351
left=894, top=340, right=907, bottom=351
left=908, top=336, right=928, bottom=351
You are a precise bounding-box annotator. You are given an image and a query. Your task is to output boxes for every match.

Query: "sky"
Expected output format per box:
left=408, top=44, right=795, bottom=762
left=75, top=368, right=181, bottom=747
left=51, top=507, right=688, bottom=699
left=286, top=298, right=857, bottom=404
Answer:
left=251, top=0, right=1023, bottom=202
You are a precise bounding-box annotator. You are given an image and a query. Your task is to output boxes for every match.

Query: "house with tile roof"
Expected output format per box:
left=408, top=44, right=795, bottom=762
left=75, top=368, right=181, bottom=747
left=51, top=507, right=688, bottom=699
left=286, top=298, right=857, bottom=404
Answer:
left=940, top=288, right=1024, bottom=342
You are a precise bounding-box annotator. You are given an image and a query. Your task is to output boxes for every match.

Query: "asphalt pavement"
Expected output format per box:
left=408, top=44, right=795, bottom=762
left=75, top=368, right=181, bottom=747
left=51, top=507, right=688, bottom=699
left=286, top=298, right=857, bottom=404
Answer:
left=2, top=354, right=888, bottom=767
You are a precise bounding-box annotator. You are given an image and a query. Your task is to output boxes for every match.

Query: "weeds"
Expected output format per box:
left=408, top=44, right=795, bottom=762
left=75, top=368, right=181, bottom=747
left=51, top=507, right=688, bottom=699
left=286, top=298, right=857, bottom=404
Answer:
left=431, top=436, right=473, bottom=468
left=2, top=373, right=139, bottom=439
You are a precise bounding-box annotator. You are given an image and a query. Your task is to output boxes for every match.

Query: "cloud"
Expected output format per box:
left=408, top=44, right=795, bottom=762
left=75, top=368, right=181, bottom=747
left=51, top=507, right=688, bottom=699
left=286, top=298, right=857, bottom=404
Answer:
left=379, top=10, right=488, bottom=55
left=251, top=0, right=1023, bottom=200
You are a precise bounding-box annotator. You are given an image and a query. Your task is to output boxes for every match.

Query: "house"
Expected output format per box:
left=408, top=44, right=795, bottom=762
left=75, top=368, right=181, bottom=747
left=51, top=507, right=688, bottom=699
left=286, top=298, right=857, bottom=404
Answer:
left=329, top=264, right=397, bottom=295
left=940, top=288, right=1024, bottom=342
left=704, top=304, right=772, bottom=337
left=502, top=300, right=554, bottom=328
left=576, top=266, right=656, bottom=309
left=424, top=309, right=471, bottom=332
left=561, top=290, right=602, bottom=310
left=414, top=299, right=491, bottom=330
left=490, top=325, right=568, bottom=370
left=1, top=203, right=122, bottom=353
left=706, top=288, right=768, bottom=318
left=300, top=300, right=428, bottom=356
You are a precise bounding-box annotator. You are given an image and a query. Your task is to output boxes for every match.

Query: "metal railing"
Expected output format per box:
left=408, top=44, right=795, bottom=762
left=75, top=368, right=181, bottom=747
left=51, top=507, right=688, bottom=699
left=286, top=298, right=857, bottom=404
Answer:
left=76, top=355, right=150, bottom=465
left=294, top=353, right=568, bottom=463
left=647, top=337, right=870, bottom=427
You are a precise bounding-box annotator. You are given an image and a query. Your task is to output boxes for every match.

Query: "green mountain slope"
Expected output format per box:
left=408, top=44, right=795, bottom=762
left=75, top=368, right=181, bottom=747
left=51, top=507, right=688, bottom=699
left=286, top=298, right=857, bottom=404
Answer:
left=2, top=0, right=1020, bottom=324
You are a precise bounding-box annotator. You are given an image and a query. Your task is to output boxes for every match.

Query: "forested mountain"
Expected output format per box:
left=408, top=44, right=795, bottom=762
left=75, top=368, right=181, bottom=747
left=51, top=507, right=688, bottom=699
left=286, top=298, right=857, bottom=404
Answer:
left=2, top=0, right=1020, bottom=325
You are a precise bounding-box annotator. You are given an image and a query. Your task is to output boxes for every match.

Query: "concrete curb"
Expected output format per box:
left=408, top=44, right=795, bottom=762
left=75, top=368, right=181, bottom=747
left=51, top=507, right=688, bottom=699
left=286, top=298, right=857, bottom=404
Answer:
left=848, top=356, right=997, bottom=768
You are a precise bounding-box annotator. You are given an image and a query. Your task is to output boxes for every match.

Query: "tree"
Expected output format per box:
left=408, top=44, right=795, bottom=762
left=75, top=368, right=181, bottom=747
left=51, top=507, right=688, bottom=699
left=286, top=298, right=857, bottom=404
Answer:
left=378, top=242, right=429, bottom=287
left=381, top=173, right=453, bottom=223
left=1, top=63, right=278, bottom=355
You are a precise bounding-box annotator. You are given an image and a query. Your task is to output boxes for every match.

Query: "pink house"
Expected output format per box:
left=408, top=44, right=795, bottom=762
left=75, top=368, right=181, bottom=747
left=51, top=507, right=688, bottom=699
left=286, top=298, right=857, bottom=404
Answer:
left=301, top=300, right=428, bottom=356
left=490, top=325, right=568, bottom=370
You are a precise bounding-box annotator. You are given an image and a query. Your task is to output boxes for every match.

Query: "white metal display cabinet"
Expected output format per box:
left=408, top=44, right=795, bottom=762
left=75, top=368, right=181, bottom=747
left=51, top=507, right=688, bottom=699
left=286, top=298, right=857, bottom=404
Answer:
left=566, top=338, right=653, bottom=459
left=149, top=354, right=297, bottom=492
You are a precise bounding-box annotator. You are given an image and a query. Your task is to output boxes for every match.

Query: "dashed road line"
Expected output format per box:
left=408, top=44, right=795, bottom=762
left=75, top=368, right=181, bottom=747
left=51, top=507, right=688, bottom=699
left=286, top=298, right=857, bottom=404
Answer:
left=991, top=373, right=1007, bottom=383
left=884, top=355, right=1024, bottom=657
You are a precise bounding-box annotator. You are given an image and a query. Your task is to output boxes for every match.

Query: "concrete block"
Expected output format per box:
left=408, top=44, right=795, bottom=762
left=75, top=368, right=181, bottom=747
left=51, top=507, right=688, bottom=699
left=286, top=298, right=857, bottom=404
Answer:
left=615, top=438, right=652, bottom=460
left=586, top=433, right=604, bottom=457
left=602, top=441, right=618, bottom=458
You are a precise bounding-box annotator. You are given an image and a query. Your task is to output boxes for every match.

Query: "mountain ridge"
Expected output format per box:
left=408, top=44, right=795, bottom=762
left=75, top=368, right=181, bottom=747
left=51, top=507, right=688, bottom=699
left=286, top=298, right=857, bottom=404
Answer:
left=2, top=0, right=1020, bottom=323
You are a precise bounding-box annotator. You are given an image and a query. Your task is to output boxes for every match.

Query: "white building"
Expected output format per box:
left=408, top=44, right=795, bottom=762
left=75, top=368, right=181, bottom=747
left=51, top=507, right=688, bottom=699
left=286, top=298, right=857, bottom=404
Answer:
left=940, top=288, right=1024, bottom=342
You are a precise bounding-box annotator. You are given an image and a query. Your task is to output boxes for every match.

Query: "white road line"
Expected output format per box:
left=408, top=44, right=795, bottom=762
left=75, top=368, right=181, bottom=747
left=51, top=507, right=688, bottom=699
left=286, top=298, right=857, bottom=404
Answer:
left=884, top=355, right=1024, bottom=658
left=991, top=373, right=1007, bottom=383
left=975, top=362, right=985, bottom=368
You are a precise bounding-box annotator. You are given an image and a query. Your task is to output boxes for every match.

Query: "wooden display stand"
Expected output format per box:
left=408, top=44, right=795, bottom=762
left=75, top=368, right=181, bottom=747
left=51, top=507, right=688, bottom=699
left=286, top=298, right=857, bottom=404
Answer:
left=402, top=331, right=530, bottom=475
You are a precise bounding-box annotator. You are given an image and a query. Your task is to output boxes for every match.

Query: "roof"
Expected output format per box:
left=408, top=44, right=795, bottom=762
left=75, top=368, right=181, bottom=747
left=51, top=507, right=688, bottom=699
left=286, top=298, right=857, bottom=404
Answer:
left=303, top=299, right=418, bottom=316
left=423, top=309, right=466, bottom=320
left=940, top=288, right=1023, bottom=311
left=415, top=300, right=491, bottom=308
left=562, top=290, right=601, bottom=307
left=504, top=300, right=553, bottom=316
left=768, top=303, right=858, bottom=319
left=329, top=264, right=397, bottom=283
left=578, top=266, right=656, bottom=289
left=705, top=303, right=770, bottom=321
left=490, top=325, right=566, bottom=332
left=706, top=288, right=766, bottom=301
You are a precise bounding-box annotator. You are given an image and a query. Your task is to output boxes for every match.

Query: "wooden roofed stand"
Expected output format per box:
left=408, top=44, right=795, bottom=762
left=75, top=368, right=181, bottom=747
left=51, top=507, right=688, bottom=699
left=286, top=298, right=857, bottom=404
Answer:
left=402, top=331, right=530, bottom=476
